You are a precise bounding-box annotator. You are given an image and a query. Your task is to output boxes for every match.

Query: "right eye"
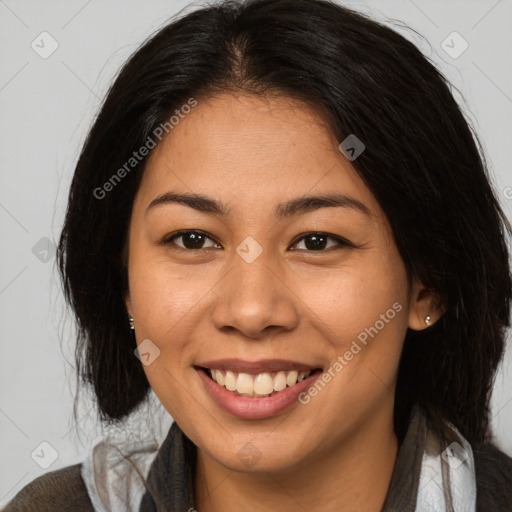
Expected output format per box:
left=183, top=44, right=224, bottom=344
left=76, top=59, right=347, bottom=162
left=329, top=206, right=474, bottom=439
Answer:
left=161, top=230, right=222, bottom=251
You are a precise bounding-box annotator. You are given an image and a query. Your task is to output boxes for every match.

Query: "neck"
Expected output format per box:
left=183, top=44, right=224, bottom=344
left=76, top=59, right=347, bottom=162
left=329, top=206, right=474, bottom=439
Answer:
left=194, top=408, right=399, bottom=512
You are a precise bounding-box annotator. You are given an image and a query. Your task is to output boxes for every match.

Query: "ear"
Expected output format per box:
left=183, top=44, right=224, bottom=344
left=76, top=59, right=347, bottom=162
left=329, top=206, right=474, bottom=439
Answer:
left=408, top=279, right=445, bottom=331
left=125, top=290, right=133, bottom=318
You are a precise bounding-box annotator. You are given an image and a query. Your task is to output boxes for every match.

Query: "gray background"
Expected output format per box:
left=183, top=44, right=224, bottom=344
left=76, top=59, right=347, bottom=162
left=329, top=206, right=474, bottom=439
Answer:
left=1, top=0, right=511, bottom=507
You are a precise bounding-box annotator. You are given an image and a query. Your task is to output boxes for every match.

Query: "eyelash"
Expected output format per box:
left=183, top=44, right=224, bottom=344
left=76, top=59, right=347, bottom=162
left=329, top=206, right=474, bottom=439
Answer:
left=160, top=230, right=353, bottom=252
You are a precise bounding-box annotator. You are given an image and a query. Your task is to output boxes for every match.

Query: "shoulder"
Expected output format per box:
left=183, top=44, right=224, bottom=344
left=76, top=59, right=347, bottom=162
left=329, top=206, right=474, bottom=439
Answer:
left=2, top=463, right=94, bottom=512
left=473, top=442, right=512, bottom=511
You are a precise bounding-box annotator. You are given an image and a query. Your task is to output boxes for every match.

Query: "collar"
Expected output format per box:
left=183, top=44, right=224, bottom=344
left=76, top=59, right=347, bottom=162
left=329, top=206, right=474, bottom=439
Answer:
left=81, top=404, right=476, bottom=511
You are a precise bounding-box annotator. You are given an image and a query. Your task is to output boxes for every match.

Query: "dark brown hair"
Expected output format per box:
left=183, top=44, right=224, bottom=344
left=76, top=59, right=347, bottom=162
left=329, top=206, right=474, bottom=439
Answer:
left=57, top=0, right=511, bottom=445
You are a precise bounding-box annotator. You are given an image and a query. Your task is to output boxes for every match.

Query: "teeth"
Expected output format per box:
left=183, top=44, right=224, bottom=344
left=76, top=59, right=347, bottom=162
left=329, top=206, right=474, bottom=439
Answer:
left=298, top=371, right=309, bottom=382
left=236, top=373, right=254, bottom=394
left=208, top=368, right=314, bottom=397
left=286, top=371, right=298, bottom=386
left=273, top=371, right=287, bottom=392
left=214, top=369, right=225, bottom=387
left=253, top=373, right=274, bottom=395
left=225, top=370, right=237, bottom=391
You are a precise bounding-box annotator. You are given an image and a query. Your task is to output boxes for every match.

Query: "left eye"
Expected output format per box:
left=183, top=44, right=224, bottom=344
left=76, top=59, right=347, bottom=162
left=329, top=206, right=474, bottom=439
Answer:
left=162, top=230, right=348, bottom=252
left=290, top=232, right=348, bottom=251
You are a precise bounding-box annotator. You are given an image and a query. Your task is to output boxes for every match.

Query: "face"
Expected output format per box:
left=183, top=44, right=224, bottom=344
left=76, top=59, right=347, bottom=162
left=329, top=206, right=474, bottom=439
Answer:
left=125, top=92, right=433, bottom=473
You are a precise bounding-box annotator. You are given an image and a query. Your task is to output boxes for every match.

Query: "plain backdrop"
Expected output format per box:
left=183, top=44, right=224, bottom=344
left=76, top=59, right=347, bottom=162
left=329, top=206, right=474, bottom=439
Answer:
left=1, top=0, right=511, bottom=507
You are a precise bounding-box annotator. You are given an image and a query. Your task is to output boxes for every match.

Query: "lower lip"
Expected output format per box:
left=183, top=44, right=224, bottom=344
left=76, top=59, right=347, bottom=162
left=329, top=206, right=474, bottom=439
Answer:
left=196, top=367, right=322, bottom=419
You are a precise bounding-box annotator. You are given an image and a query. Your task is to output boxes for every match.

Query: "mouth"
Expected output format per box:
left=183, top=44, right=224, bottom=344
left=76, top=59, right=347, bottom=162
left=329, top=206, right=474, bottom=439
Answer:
left=195, top=366, right=323, bottom=398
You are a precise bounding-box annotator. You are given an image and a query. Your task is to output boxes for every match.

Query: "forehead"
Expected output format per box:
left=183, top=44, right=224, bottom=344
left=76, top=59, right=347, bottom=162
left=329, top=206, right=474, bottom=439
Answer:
left=136, top=93, right=382, bottom=222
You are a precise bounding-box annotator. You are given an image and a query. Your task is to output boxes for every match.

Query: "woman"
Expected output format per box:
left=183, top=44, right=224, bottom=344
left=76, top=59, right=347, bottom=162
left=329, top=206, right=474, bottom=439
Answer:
left=5, top=0, right=512, bottom=510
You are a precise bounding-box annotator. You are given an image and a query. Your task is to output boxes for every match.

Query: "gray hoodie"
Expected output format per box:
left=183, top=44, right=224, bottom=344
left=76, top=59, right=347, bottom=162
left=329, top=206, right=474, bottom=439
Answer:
left=4, top=405, right=512, bottom=511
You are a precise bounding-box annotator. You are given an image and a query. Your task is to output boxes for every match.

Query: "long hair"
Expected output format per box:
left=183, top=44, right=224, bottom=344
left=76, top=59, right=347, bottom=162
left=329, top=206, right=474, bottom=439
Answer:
left=57, top=0, right=511, bottom=446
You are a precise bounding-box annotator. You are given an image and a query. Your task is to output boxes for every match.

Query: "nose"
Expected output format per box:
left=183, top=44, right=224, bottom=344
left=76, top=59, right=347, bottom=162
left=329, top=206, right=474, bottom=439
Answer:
left=210, top=246, right=300, bottom=340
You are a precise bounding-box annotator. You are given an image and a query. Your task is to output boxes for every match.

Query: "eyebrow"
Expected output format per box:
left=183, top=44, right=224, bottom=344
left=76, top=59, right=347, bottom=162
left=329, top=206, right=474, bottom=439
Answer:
left=146, top=191, right=371, bottom=219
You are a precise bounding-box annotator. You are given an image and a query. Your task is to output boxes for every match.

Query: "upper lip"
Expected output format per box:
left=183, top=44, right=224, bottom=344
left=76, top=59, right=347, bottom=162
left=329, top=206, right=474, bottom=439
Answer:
left=195, top=358, right=322, bottom=374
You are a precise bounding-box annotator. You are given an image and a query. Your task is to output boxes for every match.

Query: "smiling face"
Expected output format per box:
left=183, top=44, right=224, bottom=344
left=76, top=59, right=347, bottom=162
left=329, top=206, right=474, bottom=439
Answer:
left=124, top=92, right=434, bottom=474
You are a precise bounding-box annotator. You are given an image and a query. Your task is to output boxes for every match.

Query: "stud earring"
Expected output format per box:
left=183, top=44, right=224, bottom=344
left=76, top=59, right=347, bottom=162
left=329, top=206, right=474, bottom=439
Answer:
left=425, top=315, right=431, bottom=326
left=128, top=315, right=135, bottom=331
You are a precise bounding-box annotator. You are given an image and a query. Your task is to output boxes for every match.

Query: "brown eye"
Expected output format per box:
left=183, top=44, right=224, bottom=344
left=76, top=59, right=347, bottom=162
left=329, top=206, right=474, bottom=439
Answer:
left=290, top=232, right=350, bottom=251
left=163, top=230, right=221, bottom=250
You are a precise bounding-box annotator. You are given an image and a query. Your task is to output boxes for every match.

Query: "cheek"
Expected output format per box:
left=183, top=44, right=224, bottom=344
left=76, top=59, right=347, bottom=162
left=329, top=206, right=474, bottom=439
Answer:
left=127, top=252, right=209, bottom=418
left=128, top=245, right=213, bottom=333
left=295, top=256, right=408, bottom=344
left=127, top=245, right=226, bottom=397
left=296, top=250, right=409, bottom=391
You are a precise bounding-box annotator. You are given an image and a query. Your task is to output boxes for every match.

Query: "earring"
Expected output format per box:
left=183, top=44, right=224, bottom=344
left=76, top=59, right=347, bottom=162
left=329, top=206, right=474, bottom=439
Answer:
left=128, top=315, right=135, bottom=331
left=425, top=315, right=431, bottom=326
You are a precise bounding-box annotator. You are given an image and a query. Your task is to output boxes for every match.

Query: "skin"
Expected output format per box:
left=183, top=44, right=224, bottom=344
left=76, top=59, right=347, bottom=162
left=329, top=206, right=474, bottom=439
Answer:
left=124, top=92, right=443, bottom=512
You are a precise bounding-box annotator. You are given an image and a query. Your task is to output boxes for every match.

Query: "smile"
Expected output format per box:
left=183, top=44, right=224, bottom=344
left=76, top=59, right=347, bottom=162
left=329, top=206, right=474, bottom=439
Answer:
left=203, top=368, right=320, bottom=397
left=194, top=359, right=324, bottom=419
